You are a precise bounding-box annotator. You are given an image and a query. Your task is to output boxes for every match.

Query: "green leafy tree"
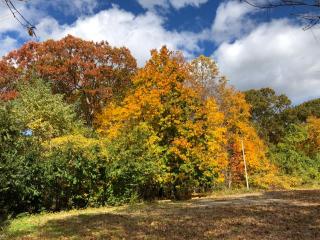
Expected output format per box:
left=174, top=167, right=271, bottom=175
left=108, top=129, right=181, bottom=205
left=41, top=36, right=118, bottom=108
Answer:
left=289, top=98, right=320, bottom=123
left=0, top=79, right=87, bottom=214
left=244, top=88, right=291, bottom=144
left=11, top=79, right=80, bottom=141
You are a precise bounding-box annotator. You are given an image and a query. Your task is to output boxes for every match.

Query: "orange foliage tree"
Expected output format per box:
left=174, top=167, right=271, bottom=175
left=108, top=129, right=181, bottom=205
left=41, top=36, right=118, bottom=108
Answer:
left=96, top=47, right=226, bottom=199
left=0, top=35, right=137, bottom=124
left=191, top=56, right=274, bottom=188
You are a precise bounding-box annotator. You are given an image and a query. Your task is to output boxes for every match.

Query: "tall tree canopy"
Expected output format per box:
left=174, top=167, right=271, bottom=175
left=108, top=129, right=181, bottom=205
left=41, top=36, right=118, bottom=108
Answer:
left=0, top=35, right=137, bottom=124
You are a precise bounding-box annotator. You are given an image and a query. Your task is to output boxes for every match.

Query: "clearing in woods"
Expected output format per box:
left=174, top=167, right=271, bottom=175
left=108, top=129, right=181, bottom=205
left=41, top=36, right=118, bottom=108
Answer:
left=1, top=190, right=319, bottom=240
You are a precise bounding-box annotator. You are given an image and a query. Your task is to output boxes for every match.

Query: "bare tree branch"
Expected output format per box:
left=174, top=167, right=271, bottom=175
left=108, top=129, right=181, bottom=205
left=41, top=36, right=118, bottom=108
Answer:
left=241, top=0, right=320, bottom=29
left=242, top=0, right=320, bottom=9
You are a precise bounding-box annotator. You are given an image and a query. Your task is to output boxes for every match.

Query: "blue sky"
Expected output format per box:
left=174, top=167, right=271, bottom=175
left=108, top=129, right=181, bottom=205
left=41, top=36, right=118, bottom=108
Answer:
left=0, top=0, right=320, bottom=103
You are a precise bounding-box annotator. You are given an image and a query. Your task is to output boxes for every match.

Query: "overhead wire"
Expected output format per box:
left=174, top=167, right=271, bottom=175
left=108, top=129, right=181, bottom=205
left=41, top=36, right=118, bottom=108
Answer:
left=0, top=0, right=37, bottom=38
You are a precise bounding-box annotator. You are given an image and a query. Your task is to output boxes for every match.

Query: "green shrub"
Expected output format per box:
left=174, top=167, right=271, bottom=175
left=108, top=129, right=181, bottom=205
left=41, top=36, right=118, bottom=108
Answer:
left=0, top=104, right=44, bottom=215
left=270, top=124, right=320, bottom=183
left=105, top=123, right=165, bottom=204
left=42, top=142, right=109, bottom=210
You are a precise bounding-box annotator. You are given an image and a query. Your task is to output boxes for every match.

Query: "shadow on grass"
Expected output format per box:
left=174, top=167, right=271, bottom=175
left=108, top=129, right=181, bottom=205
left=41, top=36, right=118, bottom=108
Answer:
left=8, top=190, right=320, bottom=240
left=0, top=211, right=12, bottom=233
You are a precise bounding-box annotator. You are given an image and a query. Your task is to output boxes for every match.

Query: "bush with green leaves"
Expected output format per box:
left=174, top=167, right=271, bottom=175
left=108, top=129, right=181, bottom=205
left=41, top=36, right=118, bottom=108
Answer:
left=0, top=79, right=90, bottom=215
left=105, top=123, right=165, bottom=204
left=42, top=138, right=109, bottom=210
left=11, top=78, right=81, bottom=140
left=270, top=124, right=320, bottom=183
left=0, top=103, right=44, bottom=215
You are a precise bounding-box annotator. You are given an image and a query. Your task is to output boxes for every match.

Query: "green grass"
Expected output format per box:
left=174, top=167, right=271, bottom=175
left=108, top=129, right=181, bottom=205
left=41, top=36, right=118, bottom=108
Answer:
left=1, top=206, right=125, bottom=239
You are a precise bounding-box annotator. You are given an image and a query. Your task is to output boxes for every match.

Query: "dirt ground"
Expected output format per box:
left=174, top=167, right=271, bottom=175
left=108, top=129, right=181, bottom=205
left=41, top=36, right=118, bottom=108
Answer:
left=2, top=190, right=320, bottom=240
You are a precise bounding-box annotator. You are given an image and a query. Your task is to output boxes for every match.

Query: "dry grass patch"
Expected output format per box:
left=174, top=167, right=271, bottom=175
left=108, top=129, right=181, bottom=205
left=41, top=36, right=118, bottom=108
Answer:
left=1, top=190, right=319, bottom=240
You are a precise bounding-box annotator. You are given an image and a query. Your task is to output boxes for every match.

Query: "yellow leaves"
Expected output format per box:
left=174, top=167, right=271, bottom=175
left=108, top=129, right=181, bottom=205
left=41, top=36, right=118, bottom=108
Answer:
left=307, top=116, right=320, bottom=143
left=218, top=86, right=272, bottom=183
left=95, top=48, right=278, bottom=189
left=27, top=118, right=55, bottom=139
left=172, top=137, right=192, bottom=149
left=96, top=47, right=230, bottom=185
left=306, top=116, right=320, bottom=155
left=46, top=134, right=100, bottom=148
left=190, top=56, right=276, bottom=186
left=42, top=134, right=108, bottom=159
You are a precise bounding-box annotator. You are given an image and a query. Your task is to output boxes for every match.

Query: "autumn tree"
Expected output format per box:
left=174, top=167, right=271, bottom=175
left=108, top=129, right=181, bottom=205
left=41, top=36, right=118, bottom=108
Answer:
left=191, top=56, right=273, bottom=188
left=305, top=116, right=320, bottom=157
left=0, top=35, right=137, bottom=124
left=97, top=47, right=226, bottom=199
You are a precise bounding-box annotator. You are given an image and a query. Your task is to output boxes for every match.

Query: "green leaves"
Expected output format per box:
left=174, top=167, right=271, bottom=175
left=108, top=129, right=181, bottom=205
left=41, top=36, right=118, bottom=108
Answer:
left=105, top=123, right=164, bottom=203
left=270, top=123, right=320, bottom=182
left=10, top=79, right=80, bottom=141
left=244, top=88, right=291, bottom=144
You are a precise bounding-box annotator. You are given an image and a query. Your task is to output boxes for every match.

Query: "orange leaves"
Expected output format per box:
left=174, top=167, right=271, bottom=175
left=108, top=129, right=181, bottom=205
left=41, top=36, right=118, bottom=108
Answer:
left=0, top=35, right=137, bottom=124
left=223, top=88, right=269, bottom=184
left=96, top=49, right=277, bottom=189
left=0, top=61, right=19, bottom=101
left=96, top=47, right=228, bottom=189
left=190, top=55, right=275, bottom=187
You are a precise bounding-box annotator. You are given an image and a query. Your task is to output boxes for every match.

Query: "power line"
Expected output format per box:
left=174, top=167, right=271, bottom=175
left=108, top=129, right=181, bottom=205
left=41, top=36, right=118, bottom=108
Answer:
left=0, top=0, right=37, bottom=38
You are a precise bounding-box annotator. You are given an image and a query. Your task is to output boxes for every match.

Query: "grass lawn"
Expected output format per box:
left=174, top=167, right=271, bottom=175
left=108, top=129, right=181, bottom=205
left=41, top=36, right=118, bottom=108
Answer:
left=1, top=189, right=319, bottom=240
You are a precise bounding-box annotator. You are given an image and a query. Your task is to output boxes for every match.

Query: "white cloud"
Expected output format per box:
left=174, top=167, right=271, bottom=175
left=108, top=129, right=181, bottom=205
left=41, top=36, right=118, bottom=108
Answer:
left=0, top=36, right=18, bottom=56
left=137, top=0, right=208, bottom=10
left=214, top=19, right=320, bottom=103
left=36, top=6, right=207, bottom=65
left=0, top=0, right=93, bottom=40
left=212, top=0, right=258, bottom=43
left=1, top=0, right=319, bottom=104
left=0, top=1, right=41, bottom=34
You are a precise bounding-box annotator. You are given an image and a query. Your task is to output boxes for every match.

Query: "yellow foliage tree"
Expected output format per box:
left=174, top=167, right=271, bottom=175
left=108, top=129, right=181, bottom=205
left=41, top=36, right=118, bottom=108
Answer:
left=191, top=56, right=274, bottom=188
left=96, top=47, right=226, bottom=198
left=306, top=116, right=320, bottom=157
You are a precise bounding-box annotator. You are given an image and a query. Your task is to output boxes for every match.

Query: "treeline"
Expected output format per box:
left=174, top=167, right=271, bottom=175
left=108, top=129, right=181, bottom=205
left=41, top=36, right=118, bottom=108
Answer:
left=245, top=89, right=320, bottom=183
left=0, top=36, right=319, bottom=216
